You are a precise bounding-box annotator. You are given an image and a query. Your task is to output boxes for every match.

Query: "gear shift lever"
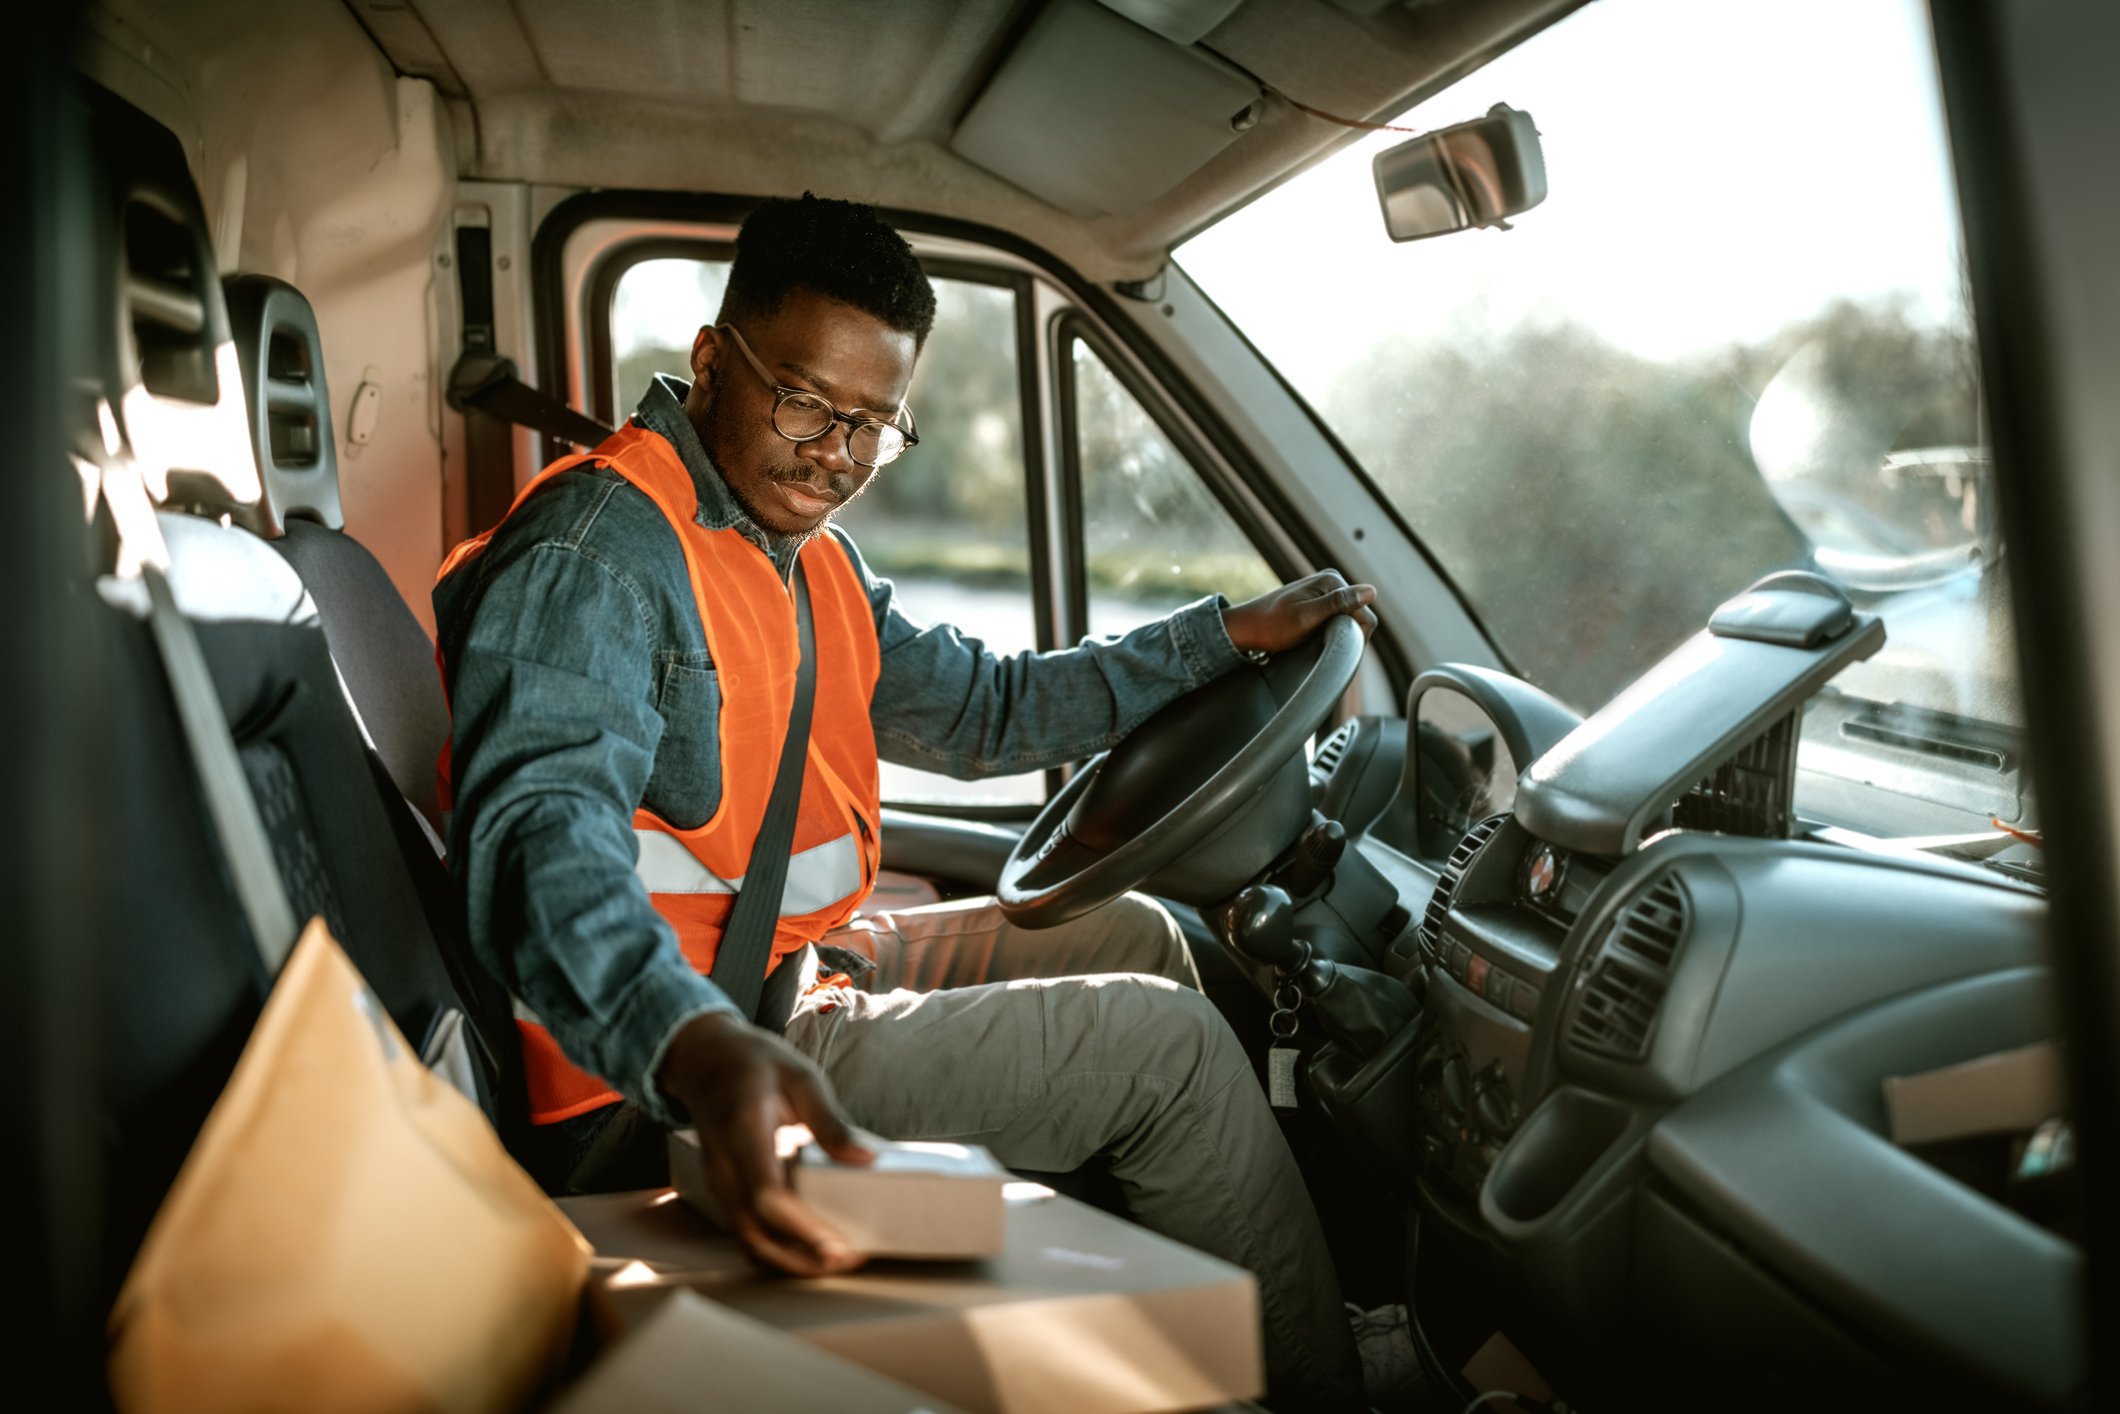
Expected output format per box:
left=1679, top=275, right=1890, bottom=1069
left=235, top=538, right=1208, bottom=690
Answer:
left=1228, top=884, right=1418, bottom=1061
left=1229, top=881, right=1305, bottom=971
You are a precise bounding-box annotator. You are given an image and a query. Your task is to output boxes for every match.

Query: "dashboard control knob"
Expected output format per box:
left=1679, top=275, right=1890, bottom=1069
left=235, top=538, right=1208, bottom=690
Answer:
left=1474, top=1078, right=1516, bottom=1136
left=1280, top=818, right=1347, bottom=898
left=1441, top=1056, right=1469, bottom=1117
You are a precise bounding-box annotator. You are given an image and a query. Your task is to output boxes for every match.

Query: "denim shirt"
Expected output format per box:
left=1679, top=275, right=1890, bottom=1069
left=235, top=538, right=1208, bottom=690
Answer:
left=434, top=375, right=1249, bottom=1124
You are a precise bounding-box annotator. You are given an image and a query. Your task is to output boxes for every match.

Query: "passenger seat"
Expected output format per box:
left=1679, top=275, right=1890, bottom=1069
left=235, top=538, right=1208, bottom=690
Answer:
left=82, top=77, right=513, bottom=1200
left=222, top=273, right=452, bottom=834
left=217, top=268, right=528, bottom=1146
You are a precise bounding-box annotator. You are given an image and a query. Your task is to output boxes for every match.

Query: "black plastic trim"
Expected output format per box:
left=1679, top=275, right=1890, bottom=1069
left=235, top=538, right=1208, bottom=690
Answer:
left=583, top=234, right=733, bottom=424
left=12, top=58, right=107, bottom=1405
left=1646, top=965, right=2077, bottom=1405
left=1052, top=312, right=1091, bottom=642
left=1931, top=8, right=2120, bottom=1400
left=1054, top=312, right=1309, bottom=628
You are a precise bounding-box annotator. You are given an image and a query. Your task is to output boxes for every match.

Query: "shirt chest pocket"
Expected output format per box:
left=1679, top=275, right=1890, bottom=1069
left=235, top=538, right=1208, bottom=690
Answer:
left=645, top=653, right=722, bottom=829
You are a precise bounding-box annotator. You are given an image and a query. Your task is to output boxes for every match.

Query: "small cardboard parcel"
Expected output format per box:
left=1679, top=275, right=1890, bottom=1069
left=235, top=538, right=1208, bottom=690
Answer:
left=669, top=1128, right=1008, bottom=1259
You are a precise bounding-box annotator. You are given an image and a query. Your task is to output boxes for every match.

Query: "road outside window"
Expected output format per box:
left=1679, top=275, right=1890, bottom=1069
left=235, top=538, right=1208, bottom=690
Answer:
left=1073, top=340, right=1277, bottom=639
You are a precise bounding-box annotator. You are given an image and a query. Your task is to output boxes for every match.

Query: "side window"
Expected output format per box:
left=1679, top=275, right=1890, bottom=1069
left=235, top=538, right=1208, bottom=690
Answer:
left=1069, top=338, right=1277, bottom=638
left=607, top=259, right=1041, bottom=806
left=612, top=258, right=731, bottom=405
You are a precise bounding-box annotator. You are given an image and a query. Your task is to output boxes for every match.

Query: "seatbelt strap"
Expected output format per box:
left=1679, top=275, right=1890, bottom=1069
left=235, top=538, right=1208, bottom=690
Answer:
left=446, top=351, right=613, bottom=450
left=707, top=562, right=816, bottom=1023
left=111, top=458, right=300, bottom=976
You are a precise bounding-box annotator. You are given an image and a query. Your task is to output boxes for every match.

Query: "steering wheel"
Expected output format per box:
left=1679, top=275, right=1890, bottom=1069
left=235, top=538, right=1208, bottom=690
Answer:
left=997, top=614, right=1365, bottom=928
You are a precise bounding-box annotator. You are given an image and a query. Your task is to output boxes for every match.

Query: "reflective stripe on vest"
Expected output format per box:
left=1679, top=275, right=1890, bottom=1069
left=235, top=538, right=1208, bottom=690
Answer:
left=437, top=422, right=883, bottom=1126
left=633, top=830, right=865, bottom=914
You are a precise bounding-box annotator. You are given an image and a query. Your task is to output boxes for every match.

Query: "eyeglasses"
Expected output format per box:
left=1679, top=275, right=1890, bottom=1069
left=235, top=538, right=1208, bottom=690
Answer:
left=718, top=323, right=920, bottom=469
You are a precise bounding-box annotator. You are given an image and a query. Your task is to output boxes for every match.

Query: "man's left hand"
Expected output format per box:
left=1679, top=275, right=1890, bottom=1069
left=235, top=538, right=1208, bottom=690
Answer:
left=1223, top=570, right=1379, bottom=656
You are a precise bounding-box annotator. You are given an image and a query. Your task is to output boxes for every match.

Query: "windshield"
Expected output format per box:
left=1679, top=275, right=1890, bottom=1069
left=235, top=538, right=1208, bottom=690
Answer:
left=1180, top=0, right=2023, bottom=834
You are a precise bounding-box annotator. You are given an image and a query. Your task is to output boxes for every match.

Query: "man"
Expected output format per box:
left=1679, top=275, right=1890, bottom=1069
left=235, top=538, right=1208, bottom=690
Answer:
left=435, top=194, right=1376, bottom=1408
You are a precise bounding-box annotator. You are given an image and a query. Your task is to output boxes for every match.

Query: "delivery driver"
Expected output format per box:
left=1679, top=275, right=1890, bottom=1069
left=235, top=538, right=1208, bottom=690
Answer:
left=435, top=194, right=1375, bottom=1409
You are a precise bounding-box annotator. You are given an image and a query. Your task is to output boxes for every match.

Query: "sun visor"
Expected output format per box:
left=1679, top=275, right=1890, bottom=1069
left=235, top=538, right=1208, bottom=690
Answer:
left=950, top=0, right=1261, bottom=219
left=1095, top=0, right=1245, bottom=45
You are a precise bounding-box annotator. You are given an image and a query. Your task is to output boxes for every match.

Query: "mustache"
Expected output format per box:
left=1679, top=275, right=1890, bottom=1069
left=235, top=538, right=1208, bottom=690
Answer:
left=763, top=465, right=859, bottom=503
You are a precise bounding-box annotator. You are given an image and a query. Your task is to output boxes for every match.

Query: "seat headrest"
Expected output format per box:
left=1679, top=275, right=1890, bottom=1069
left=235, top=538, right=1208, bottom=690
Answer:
left=94, top=512, right=319, bottom=629
left=82, top=81, right=264, bottom=530
left=223, top=276, right=344, bottom=534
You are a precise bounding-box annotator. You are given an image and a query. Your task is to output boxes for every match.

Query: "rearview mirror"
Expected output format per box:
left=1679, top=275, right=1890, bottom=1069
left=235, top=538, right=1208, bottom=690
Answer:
left=1373, top=103, right=1546, bottom=242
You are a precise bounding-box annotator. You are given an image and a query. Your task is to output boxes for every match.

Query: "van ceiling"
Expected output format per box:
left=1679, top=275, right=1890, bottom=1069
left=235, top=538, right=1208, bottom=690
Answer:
left=346, top=0, right=1577, bottom=280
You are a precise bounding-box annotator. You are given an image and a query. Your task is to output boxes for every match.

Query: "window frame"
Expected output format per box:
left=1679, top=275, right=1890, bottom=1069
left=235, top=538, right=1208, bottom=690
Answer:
left=1054, top=311, right=1309, bottom=644
left=588, top=235, right=730, bottom=427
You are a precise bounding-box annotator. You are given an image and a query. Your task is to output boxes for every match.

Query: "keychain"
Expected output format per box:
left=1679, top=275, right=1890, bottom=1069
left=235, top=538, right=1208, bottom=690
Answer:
left=1266, top=981, right=1303, bottom=1109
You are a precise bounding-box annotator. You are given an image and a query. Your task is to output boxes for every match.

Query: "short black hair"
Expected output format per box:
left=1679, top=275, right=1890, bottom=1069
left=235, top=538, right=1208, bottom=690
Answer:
left=719, top=193, right=936, bottom=344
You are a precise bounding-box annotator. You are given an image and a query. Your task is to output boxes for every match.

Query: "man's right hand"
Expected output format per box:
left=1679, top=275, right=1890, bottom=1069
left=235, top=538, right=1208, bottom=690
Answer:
left=656, top=1010, right=875, bottom=1276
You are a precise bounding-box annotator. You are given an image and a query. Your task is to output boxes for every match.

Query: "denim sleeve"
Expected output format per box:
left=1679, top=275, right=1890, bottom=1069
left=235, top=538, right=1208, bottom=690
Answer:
left=826, top=528, right=1250, bottom=778
left=446, top=540, right=738, bottom=1126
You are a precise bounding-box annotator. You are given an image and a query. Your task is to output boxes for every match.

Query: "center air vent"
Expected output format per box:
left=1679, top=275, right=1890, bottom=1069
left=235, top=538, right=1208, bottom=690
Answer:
left=1417, top=813, right=1507, bottom=964
left=1569, top=873, right=1690, bottom=1061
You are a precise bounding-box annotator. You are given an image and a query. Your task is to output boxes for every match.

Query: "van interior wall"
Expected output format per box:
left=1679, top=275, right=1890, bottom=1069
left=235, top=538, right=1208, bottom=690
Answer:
left=78, top=0, right=455, bottom=634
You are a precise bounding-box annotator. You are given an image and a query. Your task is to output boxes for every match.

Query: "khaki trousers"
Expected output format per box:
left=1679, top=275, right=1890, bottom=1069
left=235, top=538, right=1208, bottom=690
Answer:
left=792, top=894, right=1363, bottom=1411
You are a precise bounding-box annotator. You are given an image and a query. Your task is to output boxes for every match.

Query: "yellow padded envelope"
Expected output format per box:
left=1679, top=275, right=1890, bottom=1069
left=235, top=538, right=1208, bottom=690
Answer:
left=109, top=919, right=591, bottom=1414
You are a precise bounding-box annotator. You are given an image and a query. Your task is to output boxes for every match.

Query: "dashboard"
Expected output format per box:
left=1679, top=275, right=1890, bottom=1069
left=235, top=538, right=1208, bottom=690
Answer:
left=1277, top=571, right=2073, bottom=1410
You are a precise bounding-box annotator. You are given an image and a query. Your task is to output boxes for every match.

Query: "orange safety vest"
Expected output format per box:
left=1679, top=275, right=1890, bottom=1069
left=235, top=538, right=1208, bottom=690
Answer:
left=436, top=423, right=883, bottom=1124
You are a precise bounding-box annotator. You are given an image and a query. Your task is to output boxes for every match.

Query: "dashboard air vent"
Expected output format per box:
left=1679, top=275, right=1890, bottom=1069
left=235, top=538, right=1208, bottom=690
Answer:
left=1569, top=873, right=1690, bottom=1061
left=1416, top=813, right=1507, bottom=963
left=1311, top=719, right=1358, bottom=783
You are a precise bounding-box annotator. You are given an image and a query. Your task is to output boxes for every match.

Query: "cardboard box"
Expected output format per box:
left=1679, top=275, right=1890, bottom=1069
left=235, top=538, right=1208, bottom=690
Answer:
left=668, top=1128, right=1008, bottom=1259
left=561, top=1186, right=1263, bottom=1414
left=1461, top=1330, right=1557, bottom=1410
left=550, top=1286, right=965, bottom=1414
left=1883, top=1040, right=2064, bottom=1146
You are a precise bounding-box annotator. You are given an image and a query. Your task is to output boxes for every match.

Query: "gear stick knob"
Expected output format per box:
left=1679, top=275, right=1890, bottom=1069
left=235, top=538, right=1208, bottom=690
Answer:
left=1229, top=884, right=1305, bottom=971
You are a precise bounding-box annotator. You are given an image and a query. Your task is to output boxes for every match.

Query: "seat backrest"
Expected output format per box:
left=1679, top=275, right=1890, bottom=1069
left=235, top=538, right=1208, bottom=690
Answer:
left=224, top=273, right=453, bottom=831
left=93, top=599, right=274, bottom=1304
left=67, top=79, right=274, bottom=1303
left=77, top=82, right=516, bottom=1292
